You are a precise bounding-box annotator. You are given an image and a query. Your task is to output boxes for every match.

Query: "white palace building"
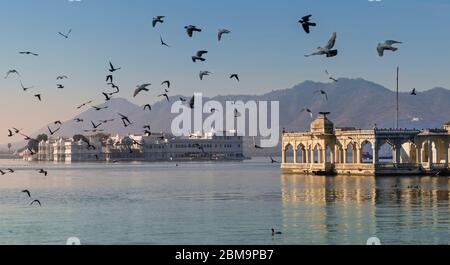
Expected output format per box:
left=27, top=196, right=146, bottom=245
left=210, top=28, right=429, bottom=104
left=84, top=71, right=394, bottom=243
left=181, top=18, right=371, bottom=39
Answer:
left=24, top=131, right=245, bottom=163
left=281, top=113, right=450, bottom=176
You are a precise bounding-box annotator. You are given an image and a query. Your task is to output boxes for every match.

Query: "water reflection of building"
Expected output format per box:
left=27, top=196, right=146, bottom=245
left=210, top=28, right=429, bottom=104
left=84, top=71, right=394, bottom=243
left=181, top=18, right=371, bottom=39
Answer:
left=280, top=174, right=450, bottom=244
left=282, top=113, right=450, bottom=176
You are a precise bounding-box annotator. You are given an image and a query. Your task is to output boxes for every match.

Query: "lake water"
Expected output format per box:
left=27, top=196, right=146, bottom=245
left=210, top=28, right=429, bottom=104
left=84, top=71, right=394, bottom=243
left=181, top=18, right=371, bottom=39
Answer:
left=0, top=158, right=449, bottom=245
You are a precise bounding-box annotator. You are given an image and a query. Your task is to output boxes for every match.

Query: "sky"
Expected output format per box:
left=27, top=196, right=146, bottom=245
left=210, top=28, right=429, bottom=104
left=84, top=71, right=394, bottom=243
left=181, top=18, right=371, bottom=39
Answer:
left=1, top=0, right=450, bottom=145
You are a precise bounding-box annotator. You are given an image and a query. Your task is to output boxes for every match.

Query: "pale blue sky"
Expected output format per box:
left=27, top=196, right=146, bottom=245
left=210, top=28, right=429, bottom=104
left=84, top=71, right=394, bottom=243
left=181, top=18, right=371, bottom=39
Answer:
left=1, top=0, right=450, bottom=144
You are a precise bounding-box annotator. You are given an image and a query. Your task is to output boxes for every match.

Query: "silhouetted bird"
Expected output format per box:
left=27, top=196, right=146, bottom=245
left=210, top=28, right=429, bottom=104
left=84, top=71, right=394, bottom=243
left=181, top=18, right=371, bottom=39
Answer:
left=144, top=104, right=152, bottom=111
left=161, top=80, right=170, bottom=89
left=102, top=92, right=112, bottom=101
left=58, top=29, right=72, bottom=39
left=300, top=108, right=313, bottom=118
left=5, top=70, right=20, bottom=79
left=22, top=190, right=31, bottom=198
left=158, top=93, right=170, bottom=102
left=92, top=106, right=108, bottom=111
left=271, top=228, right=282, bottom=236
left=108, top=61, right=121, bottom=72
left=160, top=35, right=170, bottom=47
left=47, top=126, right=60, bottom=136
left=192, top=50, right=208, bottom=62
left=411, top=88, right=417, bottom=96
left=218, top=28, right=231, bottom=41
left=314, top=90, right=328, bottom=101
left=199, top=71, right=212, bottom=80
left=106, top=75, right=113, bottom=83
left=34, top=94, right=42, bottom=101
left=298, top=14, right=317, bottom=34
left=230, top=74, right=240, bottom=82
left=133, top=83, right=151, bottom=97
left=152, top=16, right=165, bottom=27
left=185, top=25, right=202, bottom=37
left=19, top=51, right=39, bottom=56
left=20, top=81, right=34, bottom=91
left=38, top=169, right=48, bottom=176
left=30, top=200, right=41, bottom=207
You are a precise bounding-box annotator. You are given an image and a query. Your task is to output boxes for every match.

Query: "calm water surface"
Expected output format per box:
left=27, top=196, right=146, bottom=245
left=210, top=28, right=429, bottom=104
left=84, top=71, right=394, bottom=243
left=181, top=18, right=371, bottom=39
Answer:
left=0, top=158, right=449, bottom=245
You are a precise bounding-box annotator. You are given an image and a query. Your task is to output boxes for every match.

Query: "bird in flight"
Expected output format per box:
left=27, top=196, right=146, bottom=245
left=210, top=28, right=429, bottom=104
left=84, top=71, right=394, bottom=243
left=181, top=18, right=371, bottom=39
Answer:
left=305, top=32, right=338, bottom=58
left=234, top=109, right=241, bottom=118
left=325, top=70, right=338, bottom=82
left=22, top=190, right=31, bottom=198
left=57, top=84, right=65, bottom=89
left=108, top=62, right=121, bottom=72
left=58, top=29, right=72, bottom=39
left=102, top=92, right=112, bottom=101
left=144, top=104, right=152, bottom=111
left=314, top=90, right=328, bottom=101
left=298, top=14, right=317, bottom=34
left=133, top=83, right=151, bottom=97
left=411, top=88, right=417, bottom=96
left=7, top=129, right=14, bottom=137
left=230, top=74, right=240, bottom=82
left=199, top=71, right=212, bottom=80
left=27, top=148, right=36, bottom=155
left=161, top=80, right=170, bottom=89
left=91, top=121, right=102, bottom=129
left=158, top=93, right=170, bottom=102
left=77, top=100, right=92, bottom=109
left=38, top=169, right=48, bottom=176
left=185, top=25, right=202, bottom=37
left=19, top=51, right=39, bottom=56
left=74, top=118, right=84, bottom=123
left=160, top=35, right=170, bottom=47
left=377, top=40, right=402, bottom=57
left=118, top=113, right=132, bottom=127
left=253, top=137, right=263, bottom=149
left=20, top=81, right=34, bottom=91
left=30, top=200, right=42, bottom=207
left=34, top=94, right=42, bottom=101
left=300, top=108, right=313, bottom=118
left=5, top=70, right=20, bottom=79
left=54, top=120, right=62, bottom=125
left=152, top=16, right=165, bottom=28
left=92, top=106, right=108, bottom=111
left=106, top=75, right=113, bottom=83
left=192, top=50, right=208, bottom=63
left=47, top=126, right=60, bottom=136
left=57, top=75, right=68, bottom=80
left=270, top=156, right=280, bottom=164
left=218, top=28, right=231, bottom=42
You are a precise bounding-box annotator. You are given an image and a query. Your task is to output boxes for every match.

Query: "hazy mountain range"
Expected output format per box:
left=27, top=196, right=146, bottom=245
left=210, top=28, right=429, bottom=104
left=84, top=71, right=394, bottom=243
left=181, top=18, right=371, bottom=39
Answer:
left=7, top=78, right=450, bottom=151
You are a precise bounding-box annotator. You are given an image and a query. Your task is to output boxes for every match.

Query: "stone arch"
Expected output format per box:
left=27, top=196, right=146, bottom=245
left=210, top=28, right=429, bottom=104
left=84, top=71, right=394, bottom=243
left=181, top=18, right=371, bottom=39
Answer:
left=431, top=139, right=446, bottom=164
left=313, top=143, right=323, bottom=164
left=400, top=140, right=417, bottom=164
left=284, top=143, right=294, bottom=163
left=346, top=142, right=357, bottom=164
left=378, top=140, right=394, bottom=164
left=325, top=145, right=332, bottom=163
left=361, top=140, right=374, bottom=164
left=335, top=141, right=344, bottom=163
left=296, top=143, right=306, bottom=163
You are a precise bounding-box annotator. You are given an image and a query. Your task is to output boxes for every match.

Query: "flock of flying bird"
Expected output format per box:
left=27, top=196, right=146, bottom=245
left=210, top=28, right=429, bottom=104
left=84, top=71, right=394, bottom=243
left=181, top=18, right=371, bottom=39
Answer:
left=3, top=12, right=421, bottom=207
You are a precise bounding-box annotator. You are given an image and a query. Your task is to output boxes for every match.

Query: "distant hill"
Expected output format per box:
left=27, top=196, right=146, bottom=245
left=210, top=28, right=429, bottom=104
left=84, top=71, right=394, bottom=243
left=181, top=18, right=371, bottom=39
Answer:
left=10, top=78, right=450, bottom=154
